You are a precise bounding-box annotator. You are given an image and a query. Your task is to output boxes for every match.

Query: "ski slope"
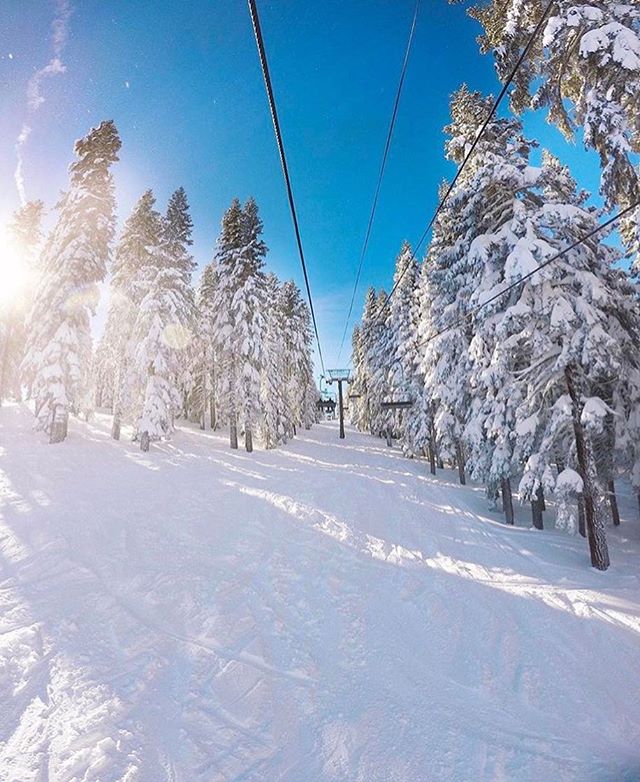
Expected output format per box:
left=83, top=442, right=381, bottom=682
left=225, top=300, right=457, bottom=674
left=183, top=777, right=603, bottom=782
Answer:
left=1, top=403, right=639, bottom=782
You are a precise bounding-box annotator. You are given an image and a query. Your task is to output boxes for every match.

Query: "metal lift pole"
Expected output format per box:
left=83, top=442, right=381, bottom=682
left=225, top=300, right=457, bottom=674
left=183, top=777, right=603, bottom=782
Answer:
left=337, top=380, right=345, bottom=439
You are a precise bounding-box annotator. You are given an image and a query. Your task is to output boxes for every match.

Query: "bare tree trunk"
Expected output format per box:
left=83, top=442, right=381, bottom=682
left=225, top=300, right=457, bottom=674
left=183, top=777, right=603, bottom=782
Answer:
left=502, top=477, right=514, bottom=525
left=428, top=441, right=436, bottom=476
left=455, top=440, right=466, bottom=485
left=565, top=365, right=610, bottom=570
left=50, top=404, right=69, bottom=444
left=209, top=365, right=216, bottom=429
left=428, top=418, right=437, bottom=475
left=531, top=486, right=544, bottom=530
left=577, top=498, right=586, bottom=538
left=111, top=411, right=121, bottom=441
left=140, top=430, right=150, bottom=452
left=230, top=411, right=238, bottom=450
left=245, top=426, right=253, bottom=453
left=607, top=479, right=620, bottom=527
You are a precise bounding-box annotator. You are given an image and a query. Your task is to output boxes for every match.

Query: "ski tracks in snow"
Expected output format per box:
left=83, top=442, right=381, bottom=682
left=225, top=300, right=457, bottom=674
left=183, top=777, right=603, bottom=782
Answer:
left=1, top=406, right=640, bottom=780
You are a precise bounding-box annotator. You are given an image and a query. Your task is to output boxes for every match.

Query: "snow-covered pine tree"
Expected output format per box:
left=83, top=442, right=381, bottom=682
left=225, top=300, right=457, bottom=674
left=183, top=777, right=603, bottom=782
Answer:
left=96, top=190, right=163, bottom=437
left=405, top=260, right=437, bottom=468
left=278, top=280, right=315, bottom=436
left=493, top=150, right=640, bottom=570
left=466, top=0, right=640, bottom=251
left=418, top=88, right=527, bottom=488
left=351, top=287, right=379, bottom=434
left=129, top=200, right=195, bottom=450
left=349, top=325, right=367, bottom=429
left=186, top=262, right=218, bottom=429
left=260, top=272, right=288, bottom=448
left=212, top=197, right=267, bottom=452
left=212, top=199, right=243, bottom=448
left=0, top=200, right=44, bottom=403
left=236, top=198, right=267, bottom=452
left=22, top=120, right=121, bottom=440
left=386, top=241, right=419, bottom=448
left=164, top=187, right=196, bottom=419
left=445, top=88, right=539, bottom=522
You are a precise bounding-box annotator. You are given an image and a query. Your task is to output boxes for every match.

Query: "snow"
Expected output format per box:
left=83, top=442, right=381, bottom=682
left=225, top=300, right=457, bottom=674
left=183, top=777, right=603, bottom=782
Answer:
left=1, top=403, right=640, bottom=780
left=555, top=467, right=584, bottom=496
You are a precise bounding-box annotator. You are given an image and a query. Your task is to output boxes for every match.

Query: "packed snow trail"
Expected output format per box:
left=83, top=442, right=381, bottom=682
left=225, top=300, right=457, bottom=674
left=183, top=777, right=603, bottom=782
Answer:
left=1, top=404, right=639, bottom=781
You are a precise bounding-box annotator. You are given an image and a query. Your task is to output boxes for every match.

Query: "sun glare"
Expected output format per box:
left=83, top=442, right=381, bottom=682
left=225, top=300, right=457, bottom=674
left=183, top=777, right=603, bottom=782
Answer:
left=0, top=229, right=29, bottom=308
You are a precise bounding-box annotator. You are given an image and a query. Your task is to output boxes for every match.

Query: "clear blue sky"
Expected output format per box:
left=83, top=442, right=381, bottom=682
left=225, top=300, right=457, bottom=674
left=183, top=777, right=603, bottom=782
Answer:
left=0, top=0, right=606, bottom=375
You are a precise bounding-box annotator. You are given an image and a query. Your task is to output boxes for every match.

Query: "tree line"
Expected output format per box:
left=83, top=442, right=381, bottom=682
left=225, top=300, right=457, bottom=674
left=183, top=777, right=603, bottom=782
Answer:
left=350, top=1, right=640, bottom=571
left=1, top=122, right=316, bottom=452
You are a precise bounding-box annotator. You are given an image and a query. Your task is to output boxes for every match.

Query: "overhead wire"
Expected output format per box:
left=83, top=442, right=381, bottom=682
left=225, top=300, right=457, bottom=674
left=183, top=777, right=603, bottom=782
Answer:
left=336, top=0, right=421, bottom=363
left=371, top=0, right=556, bottom=328
left=247, top=0, right=326, bottom=376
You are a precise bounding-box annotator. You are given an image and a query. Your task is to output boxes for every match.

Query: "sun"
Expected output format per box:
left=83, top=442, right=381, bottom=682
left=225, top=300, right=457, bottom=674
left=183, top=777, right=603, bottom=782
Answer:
left=0, top=229, right=30, bottom=308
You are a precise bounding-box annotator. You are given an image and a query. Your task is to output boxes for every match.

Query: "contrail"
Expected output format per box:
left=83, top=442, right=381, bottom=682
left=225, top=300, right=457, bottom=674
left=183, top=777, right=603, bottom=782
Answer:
left=14, top=0, right=73, bottom=204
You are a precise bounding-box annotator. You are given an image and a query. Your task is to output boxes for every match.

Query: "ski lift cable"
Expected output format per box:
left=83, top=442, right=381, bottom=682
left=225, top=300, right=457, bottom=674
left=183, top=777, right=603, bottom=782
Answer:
left=247, top=0, right=326, bottom=376
left=335, top=0, right=421, bottom=364
left=372, top=0, right=556, bottom=329
left=415, top=201, right=640, bottom=350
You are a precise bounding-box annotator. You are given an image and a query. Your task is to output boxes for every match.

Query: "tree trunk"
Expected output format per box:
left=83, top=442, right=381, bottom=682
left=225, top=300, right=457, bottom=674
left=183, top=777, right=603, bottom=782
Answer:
left=209, top=366, right=216, bottom=429
left=607, top=479, right=620, bottom=527
left=565, top=365, right=610, bottom=570
left=49, top=404, right=68, bottom=444
left=386, top=428, right=392, bottom=447
left=230, top=412, right=238, bottom=450
left=428, top=441, right=436, bottom=476
left=455, top=440, right=466, bottom=485
left=111, top=411, right=121, bottom=441
left=245, top=426, right=253, bottom=453
left=577, top=498, right=586, bottom=538
left=140, top=430, right=150, bottom=452
left=501, top=477, right=514, bottom=525
left=531, top=486, right=544, bottom=530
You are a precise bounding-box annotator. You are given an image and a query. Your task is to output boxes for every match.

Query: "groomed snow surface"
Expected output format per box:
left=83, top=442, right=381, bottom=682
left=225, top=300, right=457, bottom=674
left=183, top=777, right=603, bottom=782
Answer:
left=1, top=403, right=639, bottom=782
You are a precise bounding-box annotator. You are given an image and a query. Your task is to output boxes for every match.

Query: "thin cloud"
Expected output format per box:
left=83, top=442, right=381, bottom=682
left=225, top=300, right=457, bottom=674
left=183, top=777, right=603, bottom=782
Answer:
left=14, top=0, right=73, bottom=204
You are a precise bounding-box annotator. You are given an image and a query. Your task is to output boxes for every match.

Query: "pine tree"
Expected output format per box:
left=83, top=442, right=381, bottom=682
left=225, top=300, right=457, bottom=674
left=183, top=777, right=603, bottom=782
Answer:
left=493, top=151, right=640, bottom=569
left=164, top=187, right=196, bottom=419
left=278, top=280, right=315, bottom=437
left=186, top=262, right=219, bottom=429
left=387, top=241, right=420, bottom=447
left=0, top=200, right=44, bottom=403
left=212, top=198, right=267, bottom=451
left=22, top=120, right=121, bottom=439
left=96, top=190, right=163, bottom=437
left=466, top=0, right=640, bottom=248
left=260, top=272, right=288, bottom=448
left=130, top=200, right=194, bottom=450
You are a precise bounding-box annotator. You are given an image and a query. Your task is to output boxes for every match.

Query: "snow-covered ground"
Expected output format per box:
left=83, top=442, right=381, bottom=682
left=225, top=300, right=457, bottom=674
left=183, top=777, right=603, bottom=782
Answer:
left=1, top=403, right=639, bottom=782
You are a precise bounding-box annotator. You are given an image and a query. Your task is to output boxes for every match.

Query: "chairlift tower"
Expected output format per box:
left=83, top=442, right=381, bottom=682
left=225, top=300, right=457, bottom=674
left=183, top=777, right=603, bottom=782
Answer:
left=325, top=369, right=351, bottom=439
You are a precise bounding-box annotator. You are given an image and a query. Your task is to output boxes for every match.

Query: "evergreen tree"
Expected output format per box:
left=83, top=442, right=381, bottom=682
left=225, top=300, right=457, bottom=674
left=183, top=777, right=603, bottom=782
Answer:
left=96, top=190, right=162, bottom=437
left=129, top=202, right=194, bottom=450
left=186, top=262, right=219, bottom=429
left=0, top=200, right=44, bottom=403
left=260, top=272, right=288, bottom=448
left=278, top=280, right=315, bottom=436
left=22, top=120, right=121, bottom=439
left=466, top=0, right=640, bottom=248
left=212, top=197, right=267, bottom=451
left=502, top=152, right=640, bottom=569
left=387, top=241, right=420, bottom=447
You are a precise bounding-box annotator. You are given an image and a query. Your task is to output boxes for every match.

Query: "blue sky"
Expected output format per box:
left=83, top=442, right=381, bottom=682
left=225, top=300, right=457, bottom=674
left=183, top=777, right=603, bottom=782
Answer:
left=0, top=0, right=607, bottom=375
